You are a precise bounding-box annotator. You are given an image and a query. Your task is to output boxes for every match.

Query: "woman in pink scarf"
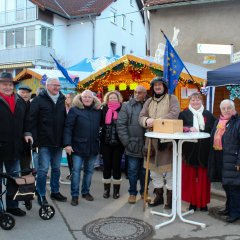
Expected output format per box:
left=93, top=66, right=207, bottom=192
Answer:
left=100, top=91, right=124, bottom=199
left=209, top=99, right=240, bottom=223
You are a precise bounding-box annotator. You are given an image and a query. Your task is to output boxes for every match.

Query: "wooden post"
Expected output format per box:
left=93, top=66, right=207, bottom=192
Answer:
left=143, top=138, right=151, bottom=211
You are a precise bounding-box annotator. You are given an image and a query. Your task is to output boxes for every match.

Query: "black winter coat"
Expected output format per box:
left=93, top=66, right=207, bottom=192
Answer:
left=117, top=98, right=145, bottom=158
left=29, top=90, right=66, bottom=147
left=101, top=105, right=122, bottom=147
left=208, top=114, right=240, bottom=186
left=179, top=109, right=215, bottom=167
left=0, top=94, right=28, bottom=163
left=63, top=96, right=101, bottom=157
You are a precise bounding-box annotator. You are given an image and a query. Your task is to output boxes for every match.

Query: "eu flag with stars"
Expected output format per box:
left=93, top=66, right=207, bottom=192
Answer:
left=163, top=36, right=184, bottom=94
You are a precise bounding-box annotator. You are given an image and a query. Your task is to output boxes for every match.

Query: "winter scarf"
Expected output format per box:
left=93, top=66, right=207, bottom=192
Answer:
left=213, top=114, right=234, bottom=150
left=188, top=104, right=205, bottom=131
left=105, top=101, right=121, bottom=124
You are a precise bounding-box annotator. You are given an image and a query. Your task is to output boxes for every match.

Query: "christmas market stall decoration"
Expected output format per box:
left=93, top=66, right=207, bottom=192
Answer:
left=78, top=54, right=207, bottom=109
left=14, top=68, right=89, bottom=94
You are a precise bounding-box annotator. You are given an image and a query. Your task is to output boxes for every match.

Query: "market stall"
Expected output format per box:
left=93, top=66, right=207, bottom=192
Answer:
left=14, top=68, right=90, bottom=94
left=78, top=54, right=207, bottom=110
left=207, top=62, right=240, bottom=116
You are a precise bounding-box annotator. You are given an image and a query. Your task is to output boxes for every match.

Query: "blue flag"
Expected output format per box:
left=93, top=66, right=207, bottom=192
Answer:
left=50, top=54, right=77, bottom=87
left=163, top=36, right=184, bottom=94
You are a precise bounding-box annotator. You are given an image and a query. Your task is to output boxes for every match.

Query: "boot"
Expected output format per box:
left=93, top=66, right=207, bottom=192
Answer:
left=164, top=189, right=172, bottom=209
left=113, top=185, right=120, bottom=199
left=148, top=188, right=164, bottom=207
left=103, top=183, right=111, bottom=198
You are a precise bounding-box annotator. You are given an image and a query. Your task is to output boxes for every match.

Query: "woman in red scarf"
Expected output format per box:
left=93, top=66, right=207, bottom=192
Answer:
left=209, top=99, right=240, bottom=223
left=100, top=91, right=124, bottom=199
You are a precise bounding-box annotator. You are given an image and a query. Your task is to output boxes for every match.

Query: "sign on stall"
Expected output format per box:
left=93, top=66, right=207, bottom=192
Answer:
left=232, top=51, right=240, bottom=63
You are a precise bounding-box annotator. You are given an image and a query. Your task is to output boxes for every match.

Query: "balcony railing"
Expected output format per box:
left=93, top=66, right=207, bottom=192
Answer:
left=0, top=45, right=55, bottom=65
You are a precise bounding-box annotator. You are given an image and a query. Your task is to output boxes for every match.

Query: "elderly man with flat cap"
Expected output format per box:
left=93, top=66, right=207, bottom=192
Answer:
left=17, top=85, right=32, bottom=103
left=0, top=72, right=33, bottom=216
left=17, top=85, right=33, bottom=180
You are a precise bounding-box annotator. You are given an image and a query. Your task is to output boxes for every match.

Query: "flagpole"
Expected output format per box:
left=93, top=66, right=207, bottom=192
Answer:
left=160, top=29, right=200, bottom=91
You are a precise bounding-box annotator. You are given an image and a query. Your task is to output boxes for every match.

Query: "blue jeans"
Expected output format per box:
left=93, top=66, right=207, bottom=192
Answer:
left=36, top=147, right=62, bottom=197
left=71, top=154, right=97, bottom=197
left=0, top=159, right=20, bottom=209
left=127, top=156, right=146, bottom=196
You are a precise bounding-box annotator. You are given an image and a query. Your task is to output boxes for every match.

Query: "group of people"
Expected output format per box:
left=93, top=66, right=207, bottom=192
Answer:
left=0, top=71, right=240, bottom=224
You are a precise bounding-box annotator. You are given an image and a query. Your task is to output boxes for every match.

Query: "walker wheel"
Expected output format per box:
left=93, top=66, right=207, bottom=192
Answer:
left=0, top=213, right=15, bottom=230
left=39, top=205, right=55, bottom=220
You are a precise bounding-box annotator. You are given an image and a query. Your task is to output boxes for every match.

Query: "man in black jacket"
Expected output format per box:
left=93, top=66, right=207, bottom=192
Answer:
left=29, top=77, right=67, bottom=205
left=117, top=86, right=148, bottom=204
left=17, top=85, right=32, bottom=173
left=0, top=72, right=32, bottom=216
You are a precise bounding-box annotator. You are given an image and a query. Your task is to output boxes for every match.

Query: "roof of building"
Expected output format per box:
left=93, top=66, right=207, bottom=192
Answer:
left=30, top=0, right=115, bottom=18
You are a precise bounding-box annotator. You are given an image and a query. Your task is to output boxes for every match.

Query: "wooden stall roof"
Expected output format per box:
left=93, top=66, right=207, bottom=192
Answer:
left=14, top=68, right=42, bottom=82
left=78, top=54, right=207, bottom=90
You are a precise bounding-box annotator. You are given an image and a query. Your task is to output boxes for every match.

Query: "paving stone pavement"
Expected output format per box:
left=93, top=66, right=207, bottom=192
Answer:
left=1, top=167, right=240, bottom=240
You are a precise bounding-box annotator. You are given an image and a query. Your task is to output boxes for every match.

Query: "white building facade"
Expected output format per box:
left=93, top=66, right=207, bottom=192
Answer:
left=0, top=0, right=146, bottom=76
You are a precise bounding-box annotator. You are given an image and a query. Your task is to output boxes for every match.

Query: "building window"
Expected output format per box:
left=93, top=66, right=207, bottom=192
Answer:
left=26, top=25, right=35, bottom=46
left=0, top=0, right=36, bottom=25
left=6, top=0, right=15, bottom=24
left=26, top=1, right=36, bottom=20
left=16, top=0, right=25, bottom=21
left=130, top=20, right=133, bottom=34
left=41, top=26, right=47, bottom=46
left=0, top=0, right=5, bottom=25
left=41, top=26, right=52, bottom=47
left=15, top=27, right=24, bottom=48
left=110, top=42, right=116, bottom=56
left=47, top=28, right=52, bottom=48
left=122, top=14, right=126, bottom=29
left=122, top=46, right=126, bottom=56
left=0, top=31, right=4, bottom=49
left=6, top=30, right=14, bottom=48
left=110, top=9, right=117, bottom=24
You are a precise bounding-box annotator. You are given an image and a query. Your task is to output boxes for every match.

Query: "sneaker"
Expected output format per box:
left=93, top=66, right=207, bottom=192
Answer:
left=82, top=193, right=94, bottom=201
left=71, top=196, right=79, bottom=206
left=128, top=195, right=136, bottom=204
left=6, top=208, right=26, bottom=217
left=50, top=192, right=67, bottom=202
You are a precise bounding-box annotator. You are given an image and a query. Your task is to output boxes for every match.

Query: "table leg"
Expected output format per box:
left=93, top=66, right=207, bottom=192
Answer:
left=152, top=139, right=177, bottom=229
left=176, top=140, right=206, bottom=229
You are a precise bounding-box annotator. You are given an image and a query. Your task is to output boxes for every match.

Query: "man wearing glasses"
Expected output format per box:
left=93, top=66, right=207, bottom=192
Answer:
left=28, top=78, right=67, bottom=205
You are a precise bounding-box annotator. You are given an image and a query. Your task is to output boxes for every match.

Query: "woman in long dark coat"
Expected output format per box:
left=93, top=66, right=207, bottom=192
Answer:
left=179, top=92, right=215, bottom=211
left=209, top=99, right=240, bottom=223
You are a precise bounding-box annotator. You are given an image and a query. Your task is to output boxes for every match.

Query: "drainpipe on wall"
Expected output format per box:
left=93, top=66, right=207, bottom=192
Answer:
left=143, top=7, right=150, bottom=56
left=89, top=15, right=95, bottom=58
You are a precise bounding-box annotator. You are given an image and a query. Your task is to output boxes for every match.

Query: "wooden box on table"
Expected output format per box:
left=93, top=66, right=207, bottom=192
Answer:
left=153, top=119, right=183, bottom=134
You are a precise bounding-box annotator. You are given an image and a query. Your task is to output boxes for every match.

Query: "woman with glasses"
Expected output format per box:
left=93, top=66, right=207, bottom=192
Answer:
left=209, top=99, right=240, bottom=223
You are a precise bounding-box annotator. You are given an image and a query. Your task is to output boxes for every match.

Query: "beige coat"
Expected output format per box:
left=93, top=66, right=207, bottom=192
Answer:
left=139, top=94, right=180, bottom=173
